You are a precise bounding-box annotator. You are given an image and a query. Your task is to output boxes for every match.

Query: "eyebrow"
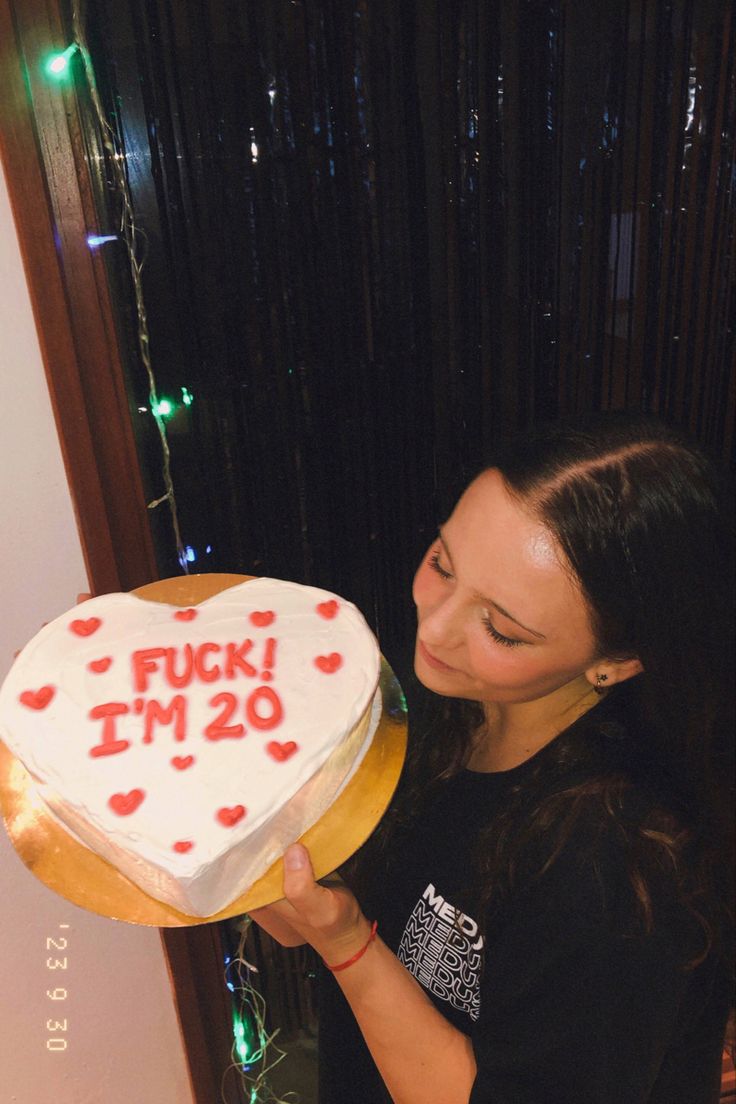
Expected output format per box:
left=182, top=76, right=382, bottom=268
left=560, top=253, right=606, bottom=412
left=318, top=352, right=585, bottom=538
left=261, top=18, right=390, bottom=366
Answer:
left=438, top=531, right=547, bottom=640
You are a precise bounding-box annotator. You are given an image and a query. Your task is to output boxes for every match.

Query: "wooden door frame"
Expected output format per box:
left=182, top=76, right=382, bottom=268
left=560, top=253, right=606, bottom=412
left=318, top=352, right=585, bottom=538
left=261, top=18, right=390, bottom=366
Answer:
left=0, top=2, right=241, bottom=1100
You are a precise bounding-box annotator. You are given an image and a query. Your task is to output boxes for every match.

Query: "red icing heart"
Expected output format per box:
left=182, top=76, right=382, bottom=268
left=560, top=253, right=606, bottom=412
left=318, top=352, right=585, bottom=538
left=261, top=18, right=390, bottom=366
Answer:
left=171, top=755, right=195, bottom=771
left=19, top=685, right=55, bottom=711
left=88, top=657, right=112, bottom=674
left=174, top=608, right=198, bottom=621
left=173, top=840, right=194, bottom=854
left=316, top=600, right=339, bottom=620
left=70, top=617, right=101, bottom=637
left=266, top=740, right=298, bottom=762
left=315, top=652, right=342, bottom=674
left=250, top=610, right=275, bottom=627
left=109, top=789, right=145, bottom=816
left=217, top=805, right=246, bottom=828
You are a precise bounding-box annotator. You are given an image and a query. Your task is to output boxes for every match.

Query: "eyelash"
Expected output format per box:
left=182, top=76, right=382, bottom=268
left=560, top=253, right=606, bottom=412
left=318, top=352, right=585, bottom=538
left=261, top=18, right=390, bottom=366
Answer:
left=428, top=549, right=452, bottom=579
left=427, top=550, right=523, bottom=649
left=481, top=616, right=523, bottom=649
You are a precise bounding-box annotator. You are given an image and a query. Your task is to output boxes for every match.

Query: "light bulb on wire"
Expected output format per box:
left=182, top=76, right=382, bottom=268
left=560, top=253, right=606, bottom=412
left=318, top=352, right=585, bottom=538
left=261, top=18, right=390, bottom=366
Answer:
left=151, top=397, right=174, bottom=418
left=44, top=43, right=79, bottom=80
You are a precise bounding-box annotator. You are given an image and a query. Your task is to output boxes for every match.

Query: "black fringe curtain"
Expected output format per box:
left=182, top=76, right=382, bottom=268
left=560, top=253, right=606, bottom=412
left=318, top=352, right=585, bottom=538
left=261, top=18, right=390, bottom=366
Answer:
left=83, top=0, right=735, bottom=682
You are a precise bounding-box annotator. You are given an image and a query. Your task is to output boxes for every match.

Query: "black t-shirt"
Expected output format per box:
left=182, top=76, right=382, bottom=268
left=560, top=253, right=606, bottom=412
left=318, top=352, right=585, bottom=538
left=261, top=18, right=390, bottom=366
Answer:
left=317, top=716, right=730, bottom=1103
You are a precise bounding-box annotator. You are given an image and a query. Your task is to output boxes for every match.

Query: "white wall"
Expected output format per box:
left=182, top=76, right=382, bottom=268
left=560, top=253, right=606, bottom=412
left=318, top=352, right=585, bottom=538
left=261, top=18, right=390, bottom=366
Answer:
left=0, top=159, right=194, bottom=1104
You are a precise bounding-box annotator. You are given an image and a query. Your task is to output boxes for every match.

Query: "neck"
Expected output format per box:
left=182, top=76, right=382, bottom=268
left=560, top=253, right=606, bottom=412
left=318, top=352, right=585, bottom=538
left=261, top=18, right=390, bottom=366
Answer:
left=468, top=677, right=601, bottom=772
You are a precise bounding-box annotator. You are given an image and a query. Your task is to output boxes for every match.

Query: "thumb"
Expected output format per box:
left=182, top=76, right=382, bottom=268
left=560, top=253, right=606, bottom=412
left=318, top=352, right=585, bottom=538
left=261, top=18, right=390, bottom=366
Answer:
left=282, top=843, right=332, bottom=916
left=283, top=842, right=315, bottom=894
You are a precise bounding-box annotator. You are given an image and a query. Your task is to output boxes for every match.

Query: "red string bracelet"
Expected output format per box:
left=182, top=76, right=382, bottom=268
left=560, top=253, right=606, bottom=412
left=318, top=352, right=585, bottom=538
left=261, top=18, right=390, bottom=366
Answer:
left=324, top=920, right=378, bottom=973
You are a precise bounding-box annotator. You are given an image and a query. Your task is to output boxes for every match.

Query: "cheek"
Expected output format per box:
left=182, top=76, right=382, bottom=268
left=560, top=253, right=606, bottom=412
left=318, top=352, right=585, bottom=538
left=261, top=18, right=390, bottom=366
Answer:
left=466, top=634, right=524, bottom=681
left=465, top=628, right=566, bottom=695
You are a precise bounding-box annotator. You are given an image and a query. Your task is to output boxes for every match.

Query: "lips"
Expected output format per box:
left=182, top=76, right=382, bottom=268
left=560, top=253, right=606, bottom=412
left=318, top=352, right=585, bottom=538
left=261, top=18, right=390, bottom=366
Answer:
left=418, top=639, right=458, bottom=672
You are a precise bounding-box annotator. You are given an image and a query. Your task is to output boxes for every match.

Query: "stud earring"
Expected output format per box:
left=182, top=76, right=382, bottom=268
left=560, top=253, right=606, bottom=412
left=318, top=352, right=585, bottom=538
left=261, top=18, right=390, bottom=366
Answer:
left=593, top=673, right=609, bottom=696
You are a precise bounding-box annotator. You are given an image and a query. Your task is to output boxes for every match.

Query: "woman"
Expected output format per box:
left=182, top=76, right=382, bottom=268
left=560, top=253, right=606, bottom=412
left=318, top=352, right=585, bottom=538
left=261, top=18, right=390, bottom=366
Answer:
left=251, top=412, right=734, bottom=1104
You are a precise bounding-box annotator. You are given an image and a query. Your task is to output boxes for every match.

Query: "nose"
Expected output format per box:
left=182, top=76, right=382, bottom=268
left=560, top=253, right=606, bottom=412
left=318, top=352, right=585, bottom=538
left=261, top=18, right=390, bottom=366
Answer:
left=419, top=591, right=465, bottom=651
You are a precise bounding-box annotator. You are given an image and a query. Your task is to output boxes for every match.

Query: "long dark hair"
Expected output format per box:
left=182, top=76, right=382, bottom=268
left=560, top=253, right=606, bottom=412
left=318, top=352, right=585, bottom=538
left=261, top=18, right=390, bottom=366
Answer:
left=350, top=411, right=734, bottom=966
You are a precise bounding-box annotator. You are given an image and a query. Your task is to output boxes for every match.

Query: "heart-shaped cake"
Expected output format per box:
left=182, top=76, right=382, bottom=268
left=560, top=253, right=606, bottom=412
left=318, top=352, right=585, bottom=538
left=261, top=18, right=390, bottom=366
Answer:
left=0, top=578, right=381, bottom=916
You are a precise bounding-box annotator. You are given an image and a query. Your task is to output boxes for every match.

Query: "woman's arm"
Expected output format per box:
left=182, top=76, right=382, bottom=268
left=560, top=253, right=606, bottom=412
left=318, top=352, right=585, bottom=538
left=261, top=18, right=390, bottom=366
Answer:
left=249, top=843, right=476, bottom=1104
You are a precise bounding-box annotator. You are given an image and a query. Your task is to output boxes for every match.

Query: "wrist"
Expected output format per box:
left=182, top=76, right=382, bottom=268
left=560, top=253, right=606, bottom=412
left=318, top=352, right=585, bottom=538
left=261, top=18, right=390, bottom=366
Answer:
left=315, top=915, right=373, bottom=968
left=324, top=920, right=378, bottom=972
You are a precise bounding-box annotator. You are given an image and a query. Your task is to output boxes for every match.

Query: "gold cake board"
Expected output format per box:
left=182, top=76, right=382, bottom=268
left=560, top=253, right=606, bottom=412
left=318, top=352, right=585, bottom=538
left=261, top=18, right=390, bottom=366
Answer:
left=0, top=574, right=407, bottom=927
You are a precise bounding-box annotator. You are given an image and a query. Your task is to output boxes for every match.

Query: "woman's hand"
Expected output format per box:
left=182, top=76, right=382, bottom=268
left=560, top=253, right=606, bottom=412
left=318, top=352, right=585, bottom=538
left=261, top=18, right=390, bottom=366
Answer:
left=249, top=843, right=372, bottom=965
left=247, top=908, right=306, bottom=948
left=252, top=843, right=477, bottom=1104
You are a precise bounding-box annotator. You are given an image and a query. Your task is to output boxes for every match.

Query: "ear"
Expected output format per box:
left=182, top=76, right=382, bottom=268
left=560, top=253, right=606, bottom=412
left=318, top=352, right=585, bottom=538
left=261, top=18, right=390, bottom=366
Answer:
left=585, top=656, right=643, bottom=690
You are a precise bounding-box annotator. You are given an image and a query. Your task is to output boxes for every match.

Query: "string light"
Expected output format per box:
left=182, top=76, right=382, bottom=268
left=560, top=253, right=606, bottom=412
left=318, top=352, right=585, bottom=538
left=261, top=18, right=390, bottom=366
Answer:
left=87, top=234, right=118, bottom=247
left=59, top=10, right=190, bottom=573
left=219, top=918, right=295, bottom=1103
left=148, top=389, right=193, bottom=418
left=151, top=398, right=174, bottom=417
left=44, top=43, right=79, bottom=79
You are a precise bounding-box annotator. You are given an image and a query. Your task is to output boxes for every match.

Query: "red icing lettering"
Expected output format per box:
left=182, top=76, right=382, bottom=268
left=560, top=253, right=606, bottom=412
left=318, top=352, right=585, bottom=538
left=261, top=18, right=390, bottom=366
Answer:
left=316, top=600, right=339, bottom=619
left=245, top=686, right=284, bottom=731
left=143, top=696, right=187, bottom=743
left=224, top=639, right=257, bottom=679
left=194, top=642, right=221, bottom=682
left=174, top=608, right=197, bottom=621
left=135, top=644, right=227, bottom=691
left=88, top=657, right=112, bottom=674
left=108, top=789, right=145, bottom=815
left=217, top=805, right=246, bottom=828
left=205, top=693, right=245, bottom=741
left=171, top=755, right=195, bottom=770
left=173, top=840, right=194, bottom=853
left=250, top=610, right=275, bottom=627
left=70, top=617, right=101, bottom=637
left=164, top=644, right=194, bottom=688
left=266, top=740, right=298, bottom=762
left=132, top=647, right=167, bottom=693
left=133, top=698, right=145, bottom=714
left=315, top=652, right=342, bottom=674
left=262, top=637, right=276, bottom=672
left=19, top=686, right=55, bottom=711
left=89, top=703, right=131, bottom=757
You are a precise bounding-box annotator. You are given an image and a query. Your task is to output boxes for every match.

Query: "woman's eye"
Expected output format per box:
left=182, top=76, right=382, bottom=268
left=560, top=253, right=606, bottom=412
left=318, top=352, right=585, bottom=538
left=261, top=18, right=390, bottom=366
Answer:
left=428, top=549, right=452, bottom=580
left=482, top=616, right=523, bottom=649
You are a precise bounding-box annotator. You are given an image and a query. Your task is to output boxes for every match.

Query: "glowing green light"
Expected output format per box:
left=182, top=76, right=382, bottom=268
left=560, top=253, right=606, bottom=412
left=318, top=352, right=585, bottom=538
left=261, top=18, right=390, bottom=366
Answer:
left=181, top=386, right=194, bottom=406
left=44, top=44, right=78, bottom=79
left=231, top=1009, right=259, bottom=1066
left=152, top=398, right=174, bottom=417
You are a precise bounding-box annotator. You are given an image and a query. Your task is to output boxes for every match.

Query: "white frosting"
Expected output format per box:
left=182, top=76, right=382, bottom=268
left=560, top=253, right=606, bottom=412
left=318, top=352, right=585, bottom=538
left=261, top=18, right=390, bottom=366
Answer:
left=0, top=579, right=381, bottom=916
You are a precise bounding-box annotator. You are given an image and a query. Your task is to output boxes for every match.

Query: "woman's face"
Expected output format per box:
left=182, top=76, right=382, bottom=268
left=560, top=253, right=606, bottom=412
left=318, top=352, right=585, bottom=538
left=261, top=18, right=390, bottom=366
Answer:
left=412, top=469, right=602, bottom=706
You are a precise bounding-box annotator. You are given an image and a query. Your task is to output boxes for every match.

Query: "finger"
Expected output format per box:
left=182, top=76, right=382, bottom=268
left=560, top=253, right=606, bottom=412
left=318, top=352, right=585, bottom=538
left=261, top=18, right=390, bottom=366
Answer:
left=77, top=592, right=92, bottom=604
left=282, top=843, right=334, bottom=920
left=248, top=907, right=307, bottom=947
